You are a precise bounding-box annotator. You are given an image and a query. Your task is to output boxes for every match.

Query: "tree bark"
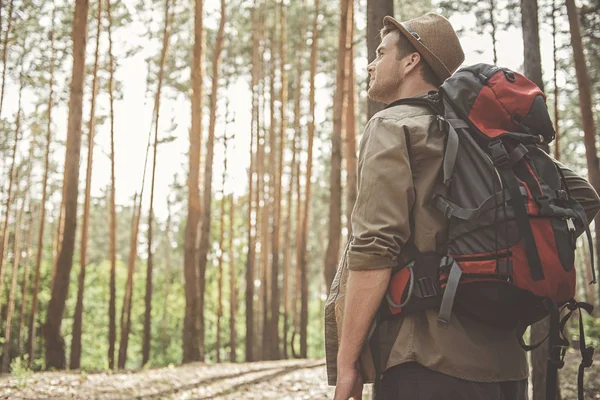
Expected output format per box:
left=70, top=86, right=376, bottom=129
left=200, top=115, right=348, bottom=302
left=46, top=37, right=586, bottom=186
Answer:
left=2, top=185, right=26, bottom=372
left=183, top=0, right=204, bottom=363
left=551, top=0, right=560, bottom=161
left=245, top=0, right=258, bottom=363
left=345, top=0, right=357, bottom=241
left=566, top=0, right=600, bottom=322
left=71, top=0, right=102, bottom=369
left=17, top=203, right=35, bottom=356
left=118, top=195, right=141, bottom=369
left=229, top=193, right=237, bottom=362
left=367, top=0, right=393, bottom=119
left=324, top=0, right=348, bottom=294
left=197, top=0, right=225, bottom=361
left=264, top=26, right=278, bottom=361
left=143, top=0, right=173, bottom=367
left=298, top=0, right=320, bottom=358
left=521, top=0, right=544, bottom=92
left=44, top=0, right=89, bottom=370
left=161, top=197, right=173, bottom=350
left=0, top=0, right=14, bottom=118
left=0, top=61, right=24, bottom=313
left=282, top=7, right=304, bottom=356
left=28, top=2, right=56, bottom=366
left=269, top=0, right=288, bottom=360
left=106, top=0, right=118, bottom=370
left=253, top=17, right=265, bottom=359
left=489, top=0, right=498, bottom=65
left=292, top=2, right=305, bottom=356
left=216, top=133, right=229, bottom=363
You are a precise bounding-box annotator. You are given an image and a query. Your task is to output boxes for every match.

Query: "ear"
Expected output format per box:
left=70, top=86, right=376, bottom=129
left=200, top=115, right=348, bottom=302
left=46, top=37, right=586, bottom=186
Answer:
left=403, top=52, right=422, bottom=75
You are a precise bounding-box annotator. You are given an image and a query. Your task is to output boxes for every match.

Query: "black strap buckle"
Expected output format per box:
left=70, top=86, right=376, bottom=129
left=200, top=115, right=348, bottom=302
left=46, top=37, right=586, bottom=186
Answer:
left=437, top=116, right=449, bottom=133
left=489, top=140, right=510, bottom=167
left=582, top=346, right=595, bottom=368
left=536, top=195, right=553, bottom=215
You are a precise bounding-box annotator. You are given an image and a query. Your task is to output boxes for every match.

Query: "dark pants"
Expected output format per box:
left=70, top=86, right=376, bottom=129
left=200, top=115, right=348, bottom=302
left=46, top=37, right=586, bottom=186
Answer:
left=380, top=363, right=528, bottom=400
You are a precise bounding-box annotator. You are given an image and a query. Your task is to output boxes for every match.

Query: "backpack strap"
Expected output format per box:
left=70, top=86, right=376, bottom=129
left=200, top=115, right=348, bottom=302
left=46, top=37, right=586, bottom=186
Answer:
left=492, top=141, right=545, bottom=281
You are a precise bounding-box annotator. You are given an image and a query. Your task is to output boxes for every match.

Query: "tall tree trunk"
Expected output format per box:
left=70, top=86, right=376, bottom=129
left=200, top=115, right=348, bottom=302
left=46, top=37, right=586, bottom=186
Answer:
left=17, top=204, right=35, bottom=355
left=71, top=0, right=102, bottom=369
left=0, top=63, right=24, bottom=312
left=0, top=0, right=14, bottom=118
left=292, top=3, right=305, bottom=356
left=324, top=0, right=348, bottom=294
left=28, top=2, right=56, bottom=365
left=298, top=0, right=320, bottom=358
left=245, top=0, right=258, bottom=363
left=143, top=0, right=173, bottom=367
left=521, top=0, right=544, bottom=92
left=282, top=7, right=304, bottom=355
left=183, top=0, right=204, bottom=363
left=489, top=0, right=498, bottom=65
left=118, top=195, right=141, bottom=369
left=106, top=0, right=118, bottom=370
left=216, top=133, right=229, bottom=363
left=229, top=193, right=236, bottom=362
left=197, top=0, right=225, bottom=361
left=345, top=0, right=357, bottom=240
left=2, top=187, right=26, bottom=372
left=270, top=0, right=288, bottom=360
left=51, top=185, right=66, bottom=288
left=566, top=0, right=600, bottom=320
left=551, top=0, right=560, bottom=161
left=367, top=0, right=393, bottom=119
left=161, top=198, right=173, bottom=350
left=264, top=27, right=277, bottom=361
left=44, top=0, right=89, bottom=370
left=253, top=23, right=265, bottom=360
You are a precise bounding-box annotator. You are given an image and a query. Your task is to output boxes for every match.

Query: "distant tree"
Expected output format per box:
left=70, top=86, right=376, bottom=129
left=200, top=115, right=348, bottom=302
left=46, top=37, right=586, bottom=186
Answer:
left=183, top=0, right=204, bottom=363
left=71, top=0, right=103, bottom=369
left=44, top=0, right=89, bottom=370
left=143, top=0, right=174, bottom=367
left=106, top=0, right=118, bottom=370
left=28, top=1, right=56, bottom=367
left=197, top=0, right=226, bottom=361
left=367, top=0, right=393, bottom=119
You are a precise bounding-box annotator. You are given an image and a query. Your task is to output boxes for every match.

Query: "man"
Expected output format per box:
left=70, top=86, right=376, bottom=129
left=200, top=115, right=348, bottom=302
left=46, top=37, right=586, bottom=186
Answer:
left=332, top=13, right=600, bottom=400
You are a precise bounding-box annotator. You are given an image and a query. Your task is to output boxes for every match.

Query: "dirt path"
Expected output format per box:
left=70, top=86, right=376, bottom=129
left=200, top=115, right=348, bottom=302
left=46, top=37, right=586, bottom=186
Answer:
left=0, top=359, right=345, bottom=400
left=0, top=352, right=597, bottom=399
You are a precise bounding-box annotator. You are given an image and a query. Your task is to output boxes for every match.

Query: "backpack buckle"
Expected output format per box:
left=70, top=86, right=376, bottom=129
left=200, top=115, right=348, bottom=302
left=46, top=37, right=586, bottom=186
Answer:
left=437, top=116, right=449, bottom=132
left=536, top=195, right=553, bottom=215
left=489, top=140, right=510, bottom=167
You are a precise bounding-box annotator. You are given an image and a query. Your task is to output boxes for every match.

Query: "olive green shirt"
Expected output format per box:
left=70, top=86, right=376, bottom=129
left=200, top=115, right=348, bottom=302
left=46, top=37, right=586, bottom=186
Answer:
left=347, top=97, right=600, bottom=382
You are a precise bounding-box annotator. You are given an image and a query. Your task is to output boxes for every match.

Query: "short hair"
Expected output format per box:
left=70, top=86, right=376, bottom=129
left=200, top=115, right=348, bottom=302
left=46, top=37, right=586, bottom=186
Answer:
left=380, top=25, right=442, bottom=87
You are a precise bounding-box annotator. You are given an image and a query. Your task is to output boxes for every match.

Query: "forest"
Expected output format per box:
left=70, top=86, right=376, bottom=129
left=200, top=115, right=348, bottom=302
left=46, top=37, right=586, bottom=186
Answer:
left=0, top=0, right=599, bottom=398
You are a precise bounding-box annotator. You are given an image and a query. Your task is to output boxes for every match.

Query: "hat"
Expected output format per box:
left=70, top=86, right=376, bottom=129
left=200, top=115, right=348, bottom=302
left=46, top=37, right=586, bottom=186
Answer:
left=383, top=13, right=465, bottom=82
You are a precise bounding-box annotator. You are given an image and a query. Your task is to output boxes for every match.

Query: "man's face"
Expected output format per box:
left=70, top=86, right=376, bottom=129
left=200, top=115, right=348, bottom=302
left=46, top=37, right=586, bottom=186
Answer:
left=367, top=31, right=406, bottom=104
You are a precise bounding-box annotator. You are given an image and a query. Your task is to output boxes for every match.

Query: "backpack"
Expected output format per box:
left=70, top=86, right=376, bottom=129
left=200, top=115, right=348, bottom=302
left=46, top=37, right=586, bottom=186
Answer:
left=385, top=63, right=597, bottom=399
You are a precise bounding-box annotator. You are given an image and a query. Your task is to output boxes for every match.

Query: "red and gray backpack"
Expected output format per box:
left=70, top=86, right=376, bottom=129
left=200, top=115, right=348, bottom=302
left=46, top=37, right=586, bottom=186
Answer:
left=382, top=64, right=597, bottom=398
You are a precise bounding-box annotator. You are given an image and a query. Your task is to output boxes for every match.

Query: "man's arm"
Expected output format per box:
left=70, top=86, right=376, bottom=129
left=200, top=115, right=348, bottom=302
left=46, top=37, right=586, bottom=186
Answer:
left=337, top=268, right=391, bottom=370
left=557, top=162, right=600, bottom=222
left=338, top=116, right=419, bottom=371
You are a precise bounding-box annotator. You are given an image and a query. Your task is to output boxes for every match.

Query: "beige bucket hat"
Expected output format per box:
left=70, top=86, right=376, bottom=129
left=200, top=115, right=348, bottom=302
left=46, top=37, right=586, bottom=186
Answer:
left=383, top=13, right=465, bottom=82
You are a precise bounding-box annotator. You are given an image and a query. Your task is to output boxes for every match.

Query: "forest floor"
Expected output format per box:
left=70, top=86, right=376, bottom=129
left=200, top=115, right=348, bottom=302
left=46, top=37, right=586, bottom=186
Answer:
left=0, top=350, right=598, bottom=399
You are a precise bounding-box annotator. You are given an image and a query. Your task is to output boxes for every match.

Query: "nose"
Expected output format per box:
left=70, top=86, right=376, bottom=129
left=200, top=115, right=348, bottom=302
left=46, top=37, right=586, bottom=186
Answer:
left=367, top=60, right=375, bottom=75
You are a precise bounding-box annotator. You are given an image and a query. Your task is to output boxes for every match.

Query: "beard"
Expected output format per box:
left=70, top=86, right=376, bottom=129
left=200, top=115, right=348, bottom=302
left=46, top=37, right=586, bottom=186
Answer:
left=367, top=73, right=403, bottom=104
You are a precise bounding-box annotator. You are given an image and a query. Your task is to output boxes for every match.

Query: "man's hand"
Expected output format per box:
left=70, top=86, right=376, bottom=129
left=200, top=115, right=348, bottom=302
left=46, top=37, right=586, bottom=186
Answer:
left=334, top=364, right=363, bottom=400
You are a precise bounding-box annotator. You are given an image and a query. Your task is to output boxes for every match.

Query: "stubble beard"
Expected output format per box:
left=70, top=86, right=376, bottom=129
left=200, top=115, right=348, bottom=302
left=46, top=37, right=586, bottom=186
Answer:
left=367, top=75, right=402, bottom=105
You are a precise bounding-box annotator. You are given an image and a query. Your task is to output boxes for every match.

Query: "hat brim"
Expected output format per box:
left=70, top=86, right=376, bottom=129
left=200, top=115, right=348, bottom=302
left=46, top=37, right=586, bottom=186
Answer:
left=383, top=16, right=452, bottom=82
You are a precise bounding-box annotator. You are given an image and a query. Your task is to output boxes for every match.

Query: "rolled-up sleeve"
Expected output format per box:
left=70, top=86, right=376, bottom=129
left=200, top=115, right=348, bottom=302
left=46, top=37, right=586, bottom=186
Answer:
left=347, top=117, right=415, bottom=271
left=557, top=162, right=600, bottom=223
